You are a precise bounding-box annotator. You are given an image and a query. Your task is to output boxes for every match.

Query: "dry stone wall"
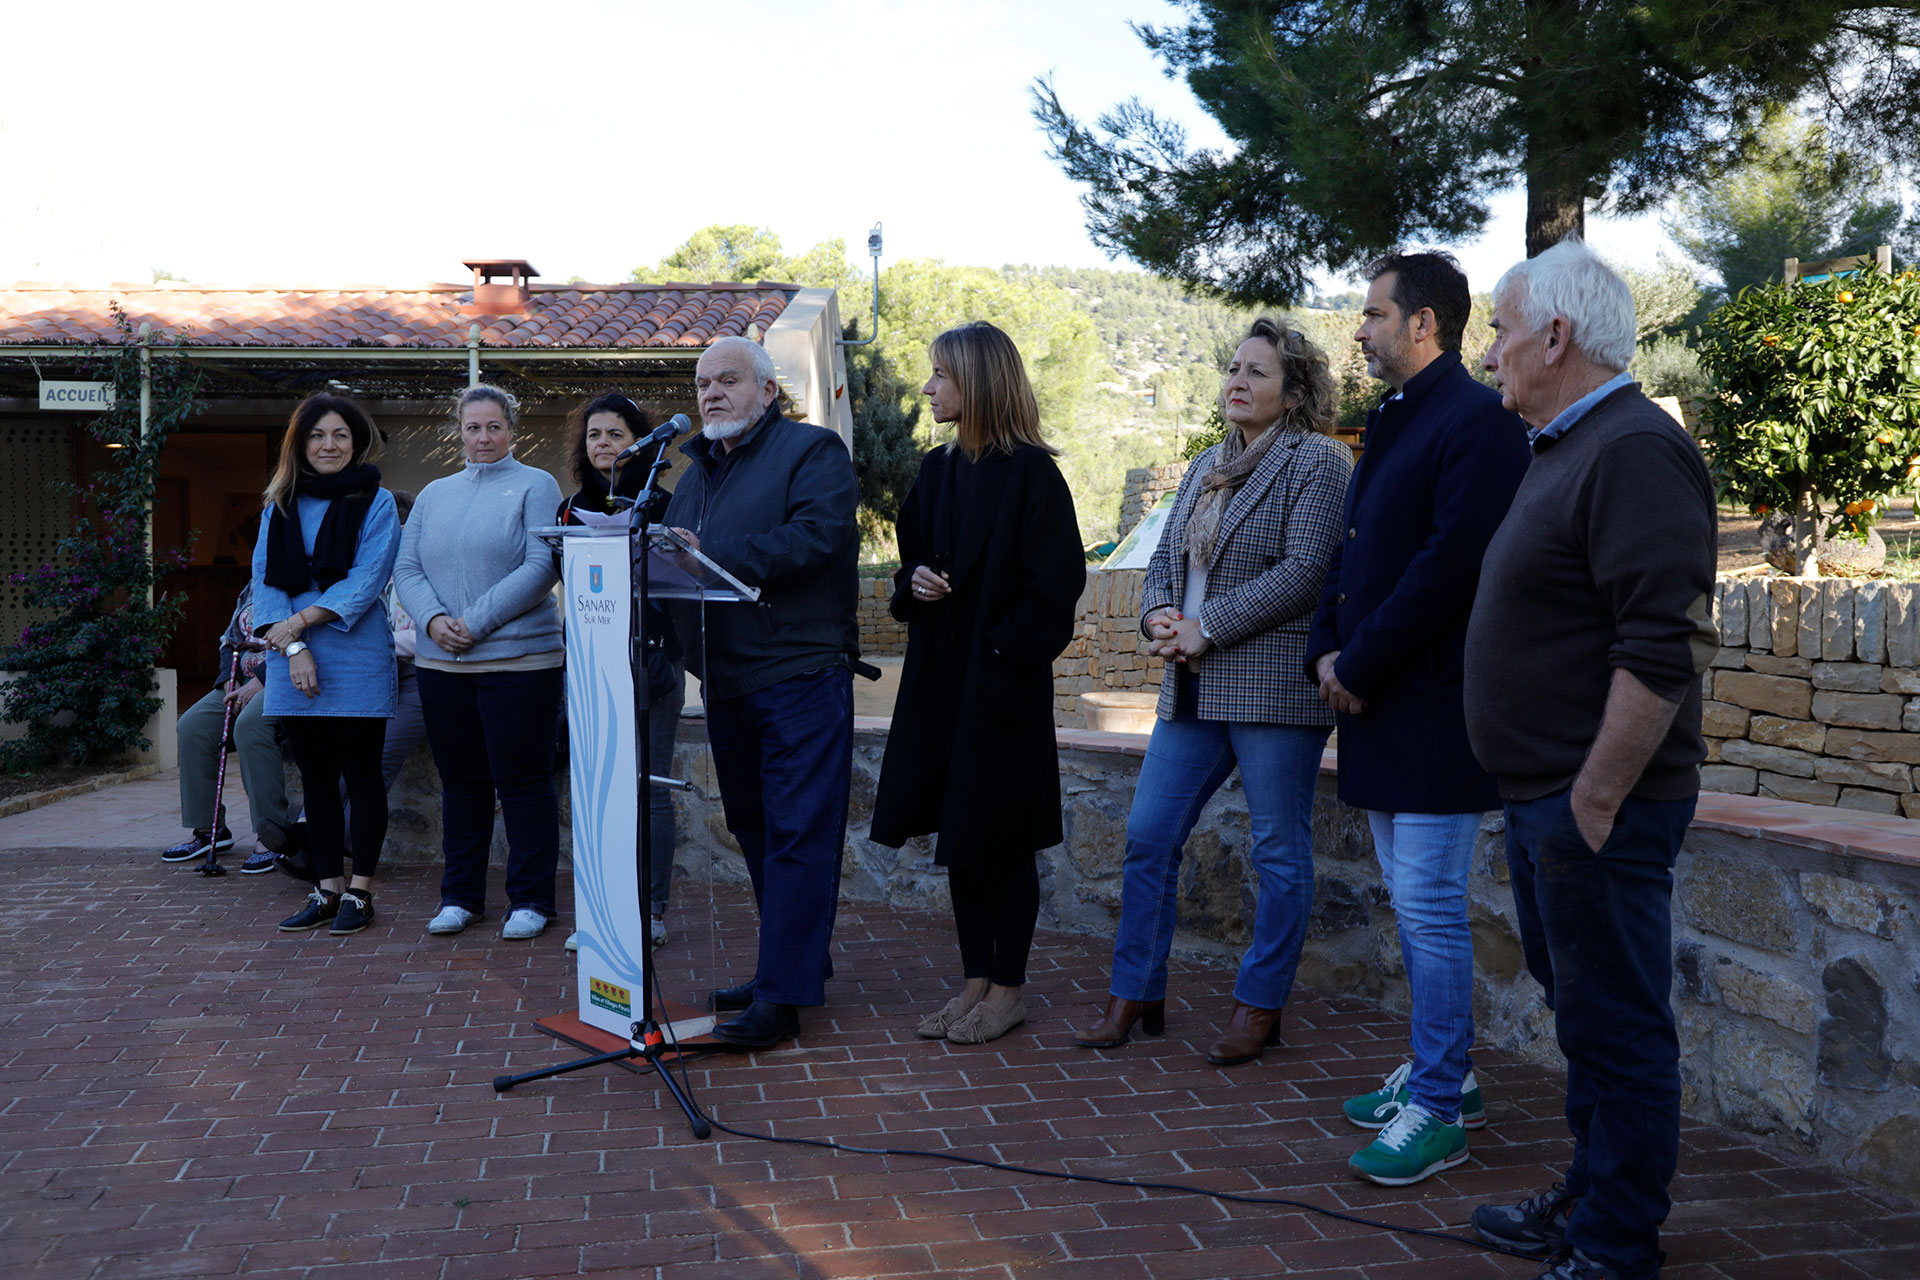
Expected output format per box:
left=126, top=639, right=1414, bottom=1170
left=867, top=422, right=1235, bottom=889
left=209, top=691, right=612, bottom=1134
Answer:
left=1051, top=569, right=1166, bottom=726
left=661, top=721, right=1920, bottom=1199
left=1705, top=577, right=1920, bottom=817
left=857, top=576, right=907, bottom=656
left=1116, top=461, right=1189, bottom=539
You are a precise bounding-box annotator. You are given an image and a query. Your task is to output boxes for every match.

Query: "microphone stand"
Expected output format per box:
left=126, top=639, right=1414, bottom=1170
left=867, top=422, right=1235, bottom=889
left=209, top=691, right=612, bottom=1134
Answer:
left=493, top=434, right=710, bottom=1142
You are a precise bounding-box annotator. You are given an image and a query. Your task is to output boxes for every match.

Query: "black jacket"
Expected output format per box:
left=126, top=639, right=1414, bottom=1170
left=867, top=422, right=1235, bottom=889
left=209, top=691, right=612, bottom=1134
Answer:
left=662, top=407, right=860, bottom=701
left=1305, top=351, right=1532, bottom=813
left=870, top=443, right=1085, bottom=865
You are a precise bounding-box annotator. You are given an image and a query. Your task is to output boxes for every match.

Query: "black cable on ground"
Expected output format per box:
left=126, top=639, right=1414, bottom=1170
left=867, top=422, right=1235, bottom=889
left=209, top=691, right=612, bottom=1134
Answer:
left=640, top=990, right=1538, bottom=1264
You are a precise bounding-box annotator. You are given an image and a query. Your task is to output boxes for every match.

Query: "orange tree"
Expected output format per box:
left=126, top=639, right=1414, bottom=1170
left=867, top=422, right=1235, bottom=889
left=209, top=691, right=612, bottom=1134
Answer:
left=1697, top=270, right=1920, bottom=573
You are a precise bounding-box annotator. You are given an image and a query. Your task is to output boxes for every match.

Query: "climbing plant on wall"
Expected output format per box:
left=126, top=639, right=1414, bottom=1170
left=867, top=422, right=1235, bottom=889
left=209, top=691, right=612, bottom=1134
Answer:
left=1, top=306, right=199, bottom=770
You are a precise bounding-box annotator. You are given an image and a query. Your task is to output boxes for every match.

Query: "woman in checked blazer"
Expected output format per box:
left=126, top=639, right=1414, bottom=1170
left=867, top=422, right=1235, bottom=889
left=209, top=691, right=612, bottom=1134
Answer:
left=1077, top=316, right=1352, bottom=1066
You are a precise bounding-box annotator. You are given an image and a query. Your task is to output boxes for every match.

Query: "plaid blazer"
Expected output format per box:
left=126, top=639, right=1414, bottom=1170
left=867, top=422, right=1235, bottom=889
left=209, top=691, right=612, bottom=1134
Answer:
left=1141, top=428, right=1352, bottom=725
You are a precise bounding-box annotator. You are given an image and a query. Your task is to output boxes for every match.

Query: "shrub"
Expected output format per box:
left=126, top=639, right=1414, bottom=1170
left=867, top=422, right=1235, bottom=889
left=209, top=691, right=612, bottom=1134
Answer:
left=1696, top=271, right=1920, bottom=572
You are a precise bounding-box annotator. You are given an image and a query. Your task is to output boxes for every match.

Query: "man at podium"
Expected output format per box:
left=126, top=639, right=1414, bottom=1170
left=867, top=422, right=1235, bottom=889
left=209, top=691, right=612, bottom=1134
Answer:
left=665, top=336, right=861, bottom=1051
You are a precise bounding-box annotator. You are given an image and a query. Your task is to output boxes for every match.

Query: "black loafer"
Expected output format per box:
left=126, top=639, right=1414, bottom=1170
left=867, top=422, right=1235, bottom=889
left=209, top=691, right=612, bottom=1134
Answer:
left=274, top=848, right=317, bottom=882
left=710, top=980, right=756, bottom=1012
left=710, top=1000, right=800, bottom=1050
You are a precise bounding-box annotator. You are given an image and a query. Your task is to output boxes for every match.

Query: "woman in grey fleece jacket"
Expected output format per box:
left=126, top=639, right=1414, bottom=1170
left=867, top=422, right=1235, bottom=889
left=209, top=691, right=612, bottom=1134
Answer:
left=394, top=385, right=565, bottom=941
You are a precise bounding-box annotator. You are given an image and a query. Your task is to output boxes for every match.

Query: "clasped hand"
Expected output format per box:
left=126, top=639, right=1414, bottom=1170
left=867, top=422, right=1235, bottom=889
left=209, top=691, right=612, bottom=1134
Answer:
left=260, top=615, right=306, bottom=653
left=428, top=615, right=476, bottom=654
left=1145, top=608, right=1210, bottom=663
left=1313, top=651, right=1367, bottom=715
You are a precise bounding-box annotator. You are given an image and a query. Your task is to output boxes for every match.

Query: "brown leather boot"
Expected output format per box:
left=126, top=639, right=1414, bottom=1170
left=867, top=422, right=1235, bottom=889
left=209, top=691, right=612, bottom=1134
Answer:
left=1205, top=1001, right=1283, bottom=1066
left=1073, top=995, right=1167, bottom=1048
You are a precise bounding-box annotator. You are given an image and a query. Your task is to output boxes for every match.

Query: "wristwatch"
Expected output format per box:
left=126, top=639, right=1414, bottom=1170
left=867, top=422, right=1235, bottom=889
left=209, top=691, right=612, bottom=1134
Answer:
left=284, top=640, right=310, bottom=658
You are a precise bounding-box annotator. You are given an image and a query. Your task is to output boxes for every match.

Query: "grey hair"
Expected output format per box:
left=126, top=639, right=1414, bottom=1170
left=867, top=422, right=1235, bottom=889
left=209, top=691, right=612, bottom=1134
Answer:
left=455, top=382, right=521, bottom=427
left=705, top=335, right=777, bottom=387
left=1493, top=237, right=1637, bottom=373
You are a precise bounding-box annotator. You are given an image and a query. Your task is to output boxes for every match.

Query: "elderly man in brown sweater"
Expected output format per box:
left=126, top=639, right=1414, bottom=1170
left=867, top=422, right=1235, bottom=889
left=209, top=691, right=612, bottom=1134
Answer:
left=1462, top=238, right=1717, bottom=1280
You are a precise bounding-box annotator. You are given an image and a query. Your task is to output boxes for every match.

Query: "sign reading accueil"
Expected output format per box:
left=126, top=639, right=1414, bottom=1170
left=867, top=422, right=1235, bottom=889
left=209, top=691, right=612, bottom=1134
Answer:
left=39, top=381, right=117, bottom=411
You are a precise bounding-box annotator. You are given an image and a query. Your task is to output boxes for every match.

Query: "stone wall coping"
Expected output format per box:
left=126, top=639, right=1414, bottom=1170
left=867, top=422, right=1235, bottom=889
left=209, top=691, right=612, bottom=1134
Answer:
left=834, top=716, right=1920, bottom=871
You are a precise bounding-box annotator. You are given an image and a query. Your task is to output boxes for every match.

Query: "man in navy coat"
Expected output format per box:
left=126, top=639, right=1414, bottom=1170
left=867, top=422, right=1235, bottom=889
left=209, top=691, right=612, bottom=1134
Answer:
left=1306, top=251, right=1531, bottom=1187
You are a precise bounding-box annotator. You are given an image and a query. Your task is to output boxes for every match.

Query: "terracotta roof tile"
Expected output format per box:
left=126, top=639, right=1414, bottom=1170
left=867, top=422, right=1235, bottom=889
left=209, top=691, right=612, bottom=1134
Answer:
left=0, top=282, right=800, bottom=350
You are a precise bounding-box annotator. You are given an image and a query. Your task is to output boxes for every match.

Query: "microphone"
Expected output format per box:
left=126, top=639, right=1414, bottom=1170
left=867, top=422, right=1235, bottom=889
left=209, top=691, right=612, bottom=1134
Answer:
left=615, top=413, right=691, bottom=462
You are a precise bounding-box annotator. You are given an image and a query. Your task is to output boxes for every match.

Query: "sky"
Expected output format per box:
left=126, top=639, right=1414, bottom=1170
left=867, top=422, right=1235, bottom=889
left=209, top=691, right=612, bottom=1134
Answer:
left=0, top=0, right=1681, bottom=295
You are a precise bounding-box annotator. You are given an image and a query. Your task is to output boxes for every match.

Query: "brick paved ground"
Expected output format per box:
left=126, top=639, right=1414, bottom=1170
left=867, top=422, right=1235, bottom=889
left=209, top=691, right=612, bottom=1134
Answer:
left=3, top=776, right=1918, bottom=1278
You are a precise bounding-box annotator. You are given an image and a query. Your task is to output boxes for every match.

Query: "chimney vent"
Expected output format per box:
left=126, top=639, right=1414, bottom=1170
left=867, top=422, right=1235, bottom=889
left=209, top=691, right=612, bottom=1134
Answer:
left=462, top=258, right=539, bottom=314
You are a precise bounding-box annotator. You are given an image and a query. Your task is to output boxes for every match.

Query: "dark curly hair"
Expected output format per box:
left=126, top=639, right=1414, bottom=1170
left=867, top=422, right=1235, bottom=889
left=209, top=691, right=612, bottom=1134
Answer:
left=1220, top=317, right=1338, bottom=436
left=565, top=393, right=655, bottom=486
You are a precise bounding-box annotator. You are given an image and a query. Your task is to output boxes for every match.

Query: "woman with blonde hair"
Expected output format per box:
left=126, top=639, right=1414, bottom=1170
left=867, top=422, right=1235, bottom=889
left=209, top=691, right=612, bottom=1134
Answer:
left=252, top=392, right=400, bottom=935
left=871, top=321, right=1086, bottom=1044
left=394, top=384, right=565, bottom=941
left=1076, top=317, right=1351, bottom=1066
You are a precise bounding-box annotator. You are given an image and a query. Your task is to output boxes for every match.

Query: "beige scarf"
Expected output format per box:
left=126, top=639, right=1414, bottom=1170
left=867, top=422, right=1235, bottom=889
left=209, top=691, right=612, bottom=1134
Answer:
left=1185, top=424, right=1284, bottom=567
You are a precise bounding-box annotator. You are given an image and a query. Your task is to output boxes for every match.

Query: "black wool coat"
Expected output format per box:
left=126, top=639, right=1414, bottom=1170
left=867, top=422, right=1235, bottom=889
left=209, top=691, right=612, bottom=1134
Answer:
left=870, top=443, right=1086, bottom=867
left=1304, top=351, right=1532, bottom=814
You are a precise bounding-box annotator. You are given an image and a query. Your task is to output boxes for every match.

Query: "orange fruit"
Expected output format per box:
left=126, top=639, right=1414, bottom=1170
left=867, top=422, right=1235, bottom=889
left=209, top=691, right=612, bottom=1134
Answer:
left=1839, top=290, right=1856, bottom=303
left=1865, top=499, right=1877, bottom=512
left=1846, top=501, right=1862, bottom=515
left=1762, top=334, right=1780, bottom=346
left=1755, top=504, right=1770, bottom=515
left=1878, top=433, right=1894, bottom=444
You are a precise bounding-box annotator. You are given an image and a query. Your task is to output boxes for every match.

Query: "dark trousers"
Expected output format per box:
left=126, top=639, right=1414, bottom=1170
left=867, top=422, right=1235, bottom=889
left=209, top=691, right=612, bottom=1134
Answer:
left=1506, top=789, right=1697, bottom=1280
left=644, top=672, right=686, bottom=914
left=417, top=666, right=563, bottom=920
left=705, top=666, right=853, bottom=1007
left=949, top=860, right=1039, bottom=987
left=282, top=717, right=389, bottom=881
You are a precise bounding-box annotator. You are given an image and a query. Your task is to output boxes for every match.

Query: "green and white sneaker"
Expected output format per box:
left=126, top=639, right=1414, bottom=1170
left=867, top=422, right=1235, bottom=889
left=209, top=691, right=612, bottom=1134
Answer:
left=1348, top=1101, right=1468, bottom=1186
left=1341, top=1060, right=1486, bottom=1130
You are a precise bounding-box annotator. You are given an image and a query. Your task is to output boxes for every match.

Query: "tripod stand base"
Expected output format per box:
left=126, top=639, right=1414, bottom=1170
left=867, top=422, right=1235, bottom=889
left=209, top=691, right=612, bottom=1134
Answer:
left=532, top=1005, right=718, bottom=1067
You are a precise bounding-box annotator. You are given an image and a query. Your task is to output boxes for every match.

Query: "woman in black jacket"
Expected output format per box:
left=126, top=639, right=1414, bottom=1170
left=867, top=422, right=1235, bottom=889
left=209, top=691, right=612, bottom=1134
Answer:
left=555, top=392, right=681, bottom=949
left=871, top=321, right=1086, bottom=1044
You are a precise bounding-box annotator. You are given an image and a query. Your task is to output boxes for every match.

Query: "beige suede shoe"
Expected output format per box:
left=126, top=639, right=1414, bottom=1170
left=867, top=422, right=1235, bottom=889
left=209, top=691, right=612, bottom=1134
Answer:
left=946, top=995, right=1027, bottom=1044
left=917, top=991, right=982, bottom=1039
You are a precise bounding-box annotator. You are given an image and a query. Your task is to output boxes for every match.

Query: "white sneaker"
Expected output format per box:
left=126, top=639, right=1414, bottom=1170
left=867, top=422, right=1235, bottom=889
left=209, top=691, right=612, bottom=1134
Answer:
left=649, top=917, right=668, bottom=948
left=428, top=905, right=477, bottom=935
left=503, top=908, right=548, bottom=940
left=564, top=931, right=579, bottom=953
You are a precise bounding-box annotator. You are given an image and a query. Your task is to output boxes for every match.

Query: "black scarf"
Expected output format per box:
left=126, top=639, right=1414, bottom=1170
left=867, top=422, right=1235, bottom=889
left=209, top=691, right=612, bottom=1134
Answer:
left=263, top=463, right=382, bottom=593
left=563, top=459, right=668, bottom=524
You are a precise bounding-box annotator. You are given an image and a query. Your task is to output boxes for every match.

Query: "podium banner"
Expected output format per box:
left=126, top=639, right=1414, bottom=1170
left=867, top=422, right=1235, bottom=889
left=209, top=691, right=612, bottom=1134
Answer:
left=561, top=535, right=647, bottom=1037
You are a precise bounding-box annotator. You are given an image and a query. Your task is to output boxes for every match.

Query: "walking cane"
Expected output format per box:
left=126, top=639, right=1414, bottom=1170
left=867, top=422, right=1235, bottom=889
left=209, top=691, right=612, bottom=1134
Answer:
left=200, top=650, right=244, bottom=878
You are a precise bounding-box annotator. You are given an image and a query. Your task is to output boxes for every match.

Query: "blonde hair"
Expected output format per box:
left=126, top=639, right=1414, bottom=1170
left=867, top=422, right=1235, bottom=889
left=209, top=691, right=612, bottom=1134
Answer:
left=1222, top=316, right=1338, bottom=435
left=453, top=383, right=521, bottom=428
left=928, top=322, right=1059, bottom=460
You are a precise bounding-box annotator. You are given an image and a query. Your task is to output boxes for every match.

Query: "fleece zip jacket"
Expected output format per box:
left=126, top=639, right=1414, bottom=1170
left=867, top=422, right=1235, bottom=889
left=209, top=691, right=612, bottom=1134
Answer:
left=394, top=453, right=564, bottom=665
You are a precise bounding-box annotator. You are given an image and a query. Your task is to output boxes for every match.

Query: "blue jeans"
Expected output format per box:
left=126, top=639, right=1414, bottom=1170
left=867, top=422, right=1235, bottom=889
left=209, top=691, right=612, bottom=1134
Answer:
left=1365, top=810, right=1480, bottom=1122
left=1110, top=689, right=1328, bottom=1008
left=417, top=665, right=564, bottom=920
left=705, top=666, right=853, bottom=1007
left=1506, top=789, right=1696, bottom=1280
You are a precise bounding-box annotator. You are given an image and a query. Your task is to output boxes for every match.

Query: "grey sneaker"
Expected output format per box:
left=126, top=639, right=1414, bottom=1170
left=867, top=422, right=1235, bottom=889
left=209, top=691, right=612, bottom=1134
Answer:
left=1472, top=1182, right=1579, bottom=1259
left=428, top=905, right=477, bottom=935
left=649, top=917, right=668, bottom=947
left=502, top=908, right=548, bottom=940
